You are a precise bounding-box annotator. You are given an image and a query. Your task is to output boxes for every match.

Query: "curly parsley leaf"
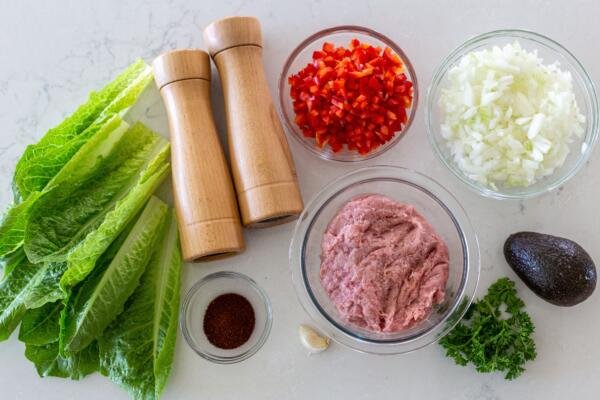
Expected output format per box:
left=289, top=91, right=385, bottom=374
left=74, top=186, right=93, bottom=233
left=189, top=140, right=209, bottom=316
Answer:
left=440, top=278, right=537, bottom=380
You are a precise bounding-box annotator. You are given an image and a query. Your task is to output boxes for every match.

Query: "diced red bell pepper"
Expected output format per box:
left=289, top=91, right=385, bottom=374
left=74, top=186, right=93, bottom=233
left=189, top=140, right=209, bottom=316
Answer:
left=288, top=39, right=414, bottom=154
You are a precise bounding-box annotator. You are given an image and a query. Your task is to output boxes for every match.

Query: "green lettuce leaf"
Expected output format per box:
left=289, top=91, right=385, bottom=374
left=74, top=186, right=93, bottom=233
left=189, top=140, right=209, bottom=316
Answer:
left=0, top=195, right=40, bottom=260
left=19, top=214, right=136, bottom=347
left=23, top=262, right=67, bottom=309
left=21, top=301, right=98, bottom=380
left=25, top=340, right=99, bottom=380
left=0, top=252, right=36, bottom=340
left=13, top=60, right=152, bottom=201
left=0, top=60, right=152, bottom=261
left=1, top=247, right=28, bottom=281
left=24, top=120, right=169, bottom=266
left=19, top=301, right=63, bottom=346
left=0, top=114, right=128, bottom=261
left=0, top=254, right=66, bottom=341
left=60, top=197, right=169, bottom=355
left=99, top=210, right=181, bottom=400
left=62, top=127, right=170, bottom=289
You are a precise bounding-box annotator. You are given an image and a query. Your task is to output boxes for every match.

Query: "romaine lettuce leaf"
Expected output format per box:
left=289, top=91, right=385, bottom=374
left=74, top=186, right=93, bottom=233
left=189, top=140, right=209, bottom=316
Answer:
left=13, top=60, right=152, bottom=201
left=1, top=247, right=28, bottom=281
left=19, top=214, right=135, bottom=347
left=25, top=340, right=99, bottom=380
left=61, top=128, right=170, bottom=289
left=0, top=194, right=40, bottom=260
left=21, top=301, right=98, bottom=380
left=0, top=60, right=152, bottom=261
left=60, top=197, right=169, bottom=355
left=99, top=210, right=181, bottom=400
left=0, top=59, right=180, bottom=393
left=0, top=114, right=127, bottom=261
left=19, top=301, right=63, bottom=346
left=0, top=252, right=36, bottom=340
left=0, top=254, right=66, bottom=341
left=24, top=120, right=169, bottom=265
left=23, top=262, right=67, bottom=309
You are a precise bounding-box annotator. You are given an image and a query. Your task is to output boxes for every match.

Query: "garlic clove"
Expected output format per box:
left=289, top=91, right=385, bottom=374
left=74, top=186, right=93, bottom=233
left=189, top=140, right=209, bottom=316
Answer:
left=299, top=324, right=330, bottom=353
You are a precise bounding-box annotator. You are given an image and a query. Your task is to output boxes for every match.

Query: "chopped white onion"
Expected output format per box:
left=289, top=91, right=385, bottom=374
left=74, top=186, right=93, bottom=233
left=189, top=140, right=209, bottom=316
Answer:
left=439, top=42, right=585, bottom=188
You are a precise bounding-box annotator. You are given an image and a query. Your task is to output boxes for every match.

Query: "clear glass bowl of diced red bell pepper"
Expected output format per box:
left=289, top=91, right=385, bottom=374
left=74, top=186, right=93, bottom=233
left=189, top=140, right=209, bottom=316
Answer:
left=279, top=26, right=418, bottom=162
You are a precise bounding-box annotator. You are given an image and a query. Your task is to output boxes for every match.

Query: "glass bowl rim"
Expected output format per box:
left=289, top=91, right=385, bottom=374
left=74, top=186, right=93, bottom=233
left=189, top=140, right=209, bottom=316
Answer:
left=288, top=165, right=480, bottom=354
left=278, top=25, right=419, bottom=163
left=180, top=271, right=273, bottom=364
left=425, top=28, right=600, bottom=200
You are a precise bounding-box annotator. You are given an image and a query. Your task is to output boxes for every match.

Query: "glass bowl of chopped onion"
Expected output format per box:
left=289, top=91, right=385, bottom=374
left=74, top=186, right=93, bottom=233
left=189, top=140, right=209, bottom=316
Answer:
left=279, top=26, right=418, bottom=162
left=427, top=29, right=599, bottom=199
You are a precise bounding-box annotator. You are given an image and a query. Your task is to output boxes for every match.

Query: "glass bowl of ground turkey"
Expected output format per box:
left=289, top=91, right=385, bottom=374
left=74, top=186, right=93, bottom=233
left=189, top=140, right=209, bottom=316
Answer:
left=289, top=166, right=480, bottom=354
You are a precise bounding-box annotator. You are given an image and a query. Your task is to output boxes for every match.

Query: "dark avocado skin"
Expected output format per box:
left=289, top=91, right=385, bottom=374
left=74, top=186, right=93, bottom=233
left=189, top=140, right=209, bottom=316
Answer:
left=504, top=232, right=596, bottom=307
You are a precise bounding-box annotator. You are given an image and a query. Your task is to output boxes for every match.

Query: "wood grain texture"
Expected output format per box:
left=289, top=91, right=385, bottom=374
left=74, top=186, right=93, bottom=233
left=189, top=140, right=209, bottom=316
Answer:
left=153, top=49, right=211, bottom=89
left=203, top=16, right=263, bottom=56
left=204, top=17, right=304, bottom=227
left=153, top=50, right=244, bottom=261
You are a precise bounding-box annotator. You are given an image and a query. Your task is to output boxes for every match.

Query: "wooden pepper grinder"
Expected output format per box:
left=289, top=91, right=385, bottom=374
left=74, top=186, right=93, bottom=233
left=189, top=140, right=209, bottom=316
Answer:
left=203, top=16, right=304, bottom=227
left=153, top=49, right=244, bottom=261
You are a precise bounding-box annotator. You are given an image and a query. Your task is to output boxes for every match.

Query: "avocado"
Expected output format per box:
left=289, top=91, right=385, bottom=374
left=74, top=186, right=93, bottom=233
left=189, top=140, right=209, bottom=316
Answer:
left=504, top=232, right=596, bottom=307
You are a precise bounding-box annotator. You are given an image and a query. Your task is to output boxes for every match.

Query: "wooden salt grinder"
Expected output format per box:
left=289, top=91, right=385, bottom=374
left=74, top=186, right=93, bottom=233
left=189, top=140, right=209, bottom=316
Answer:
left=152, top=49, right=244, bottom=262
left=203, top=16, right=304, bottom=228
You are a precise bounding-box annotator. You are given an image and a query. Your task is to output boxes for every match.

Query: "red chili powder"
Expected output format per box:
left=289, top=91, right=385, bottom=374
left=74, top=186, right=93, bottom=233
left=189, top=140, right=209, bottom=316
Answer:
left=203, top=293, right=255, bottom=350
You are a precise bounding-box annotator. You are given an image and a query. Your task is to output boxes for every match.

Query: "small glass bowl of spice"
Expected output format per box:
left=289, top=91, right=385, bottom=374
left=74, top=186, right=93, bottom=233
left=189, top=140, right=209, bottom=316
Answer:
left=279, top=26, right=417, bottom=162
left=181, top=271, right=272, bottom=364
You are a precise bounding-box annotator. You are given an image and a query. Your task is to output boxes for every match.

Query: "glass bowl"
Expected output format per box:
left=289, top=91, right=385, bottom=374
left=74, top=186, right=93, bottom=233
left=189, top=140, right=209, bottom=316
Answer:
left=279, top=26, right=418, bottom=162
left=180, top=271, right=272, bottom=364
left=426, top=29, right=599, bottom=199
left=289, top=166, right=479, bottom=354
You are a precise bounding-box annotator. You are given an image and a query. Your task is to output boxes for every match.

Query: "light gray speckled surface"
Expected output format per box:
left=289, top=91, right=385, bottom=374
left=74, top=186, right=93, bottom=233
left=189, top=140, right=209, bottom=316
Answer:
left=0, top=1, right=598, bottom=399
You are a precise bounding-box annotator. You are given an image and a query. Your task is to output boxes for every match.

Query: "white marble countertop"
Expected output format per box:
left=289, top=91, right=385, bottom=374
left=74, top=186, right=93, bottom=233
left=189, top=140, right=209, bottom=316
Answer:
left=1, top=1, right=599, bottom=399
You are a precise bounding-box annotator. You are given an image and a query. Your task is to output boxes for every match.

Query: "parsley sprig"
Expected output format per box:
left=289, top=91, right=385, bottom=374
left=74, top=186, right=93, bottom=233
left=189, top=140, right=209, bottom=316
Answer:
left=440, top=278, right=537, bottom=380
